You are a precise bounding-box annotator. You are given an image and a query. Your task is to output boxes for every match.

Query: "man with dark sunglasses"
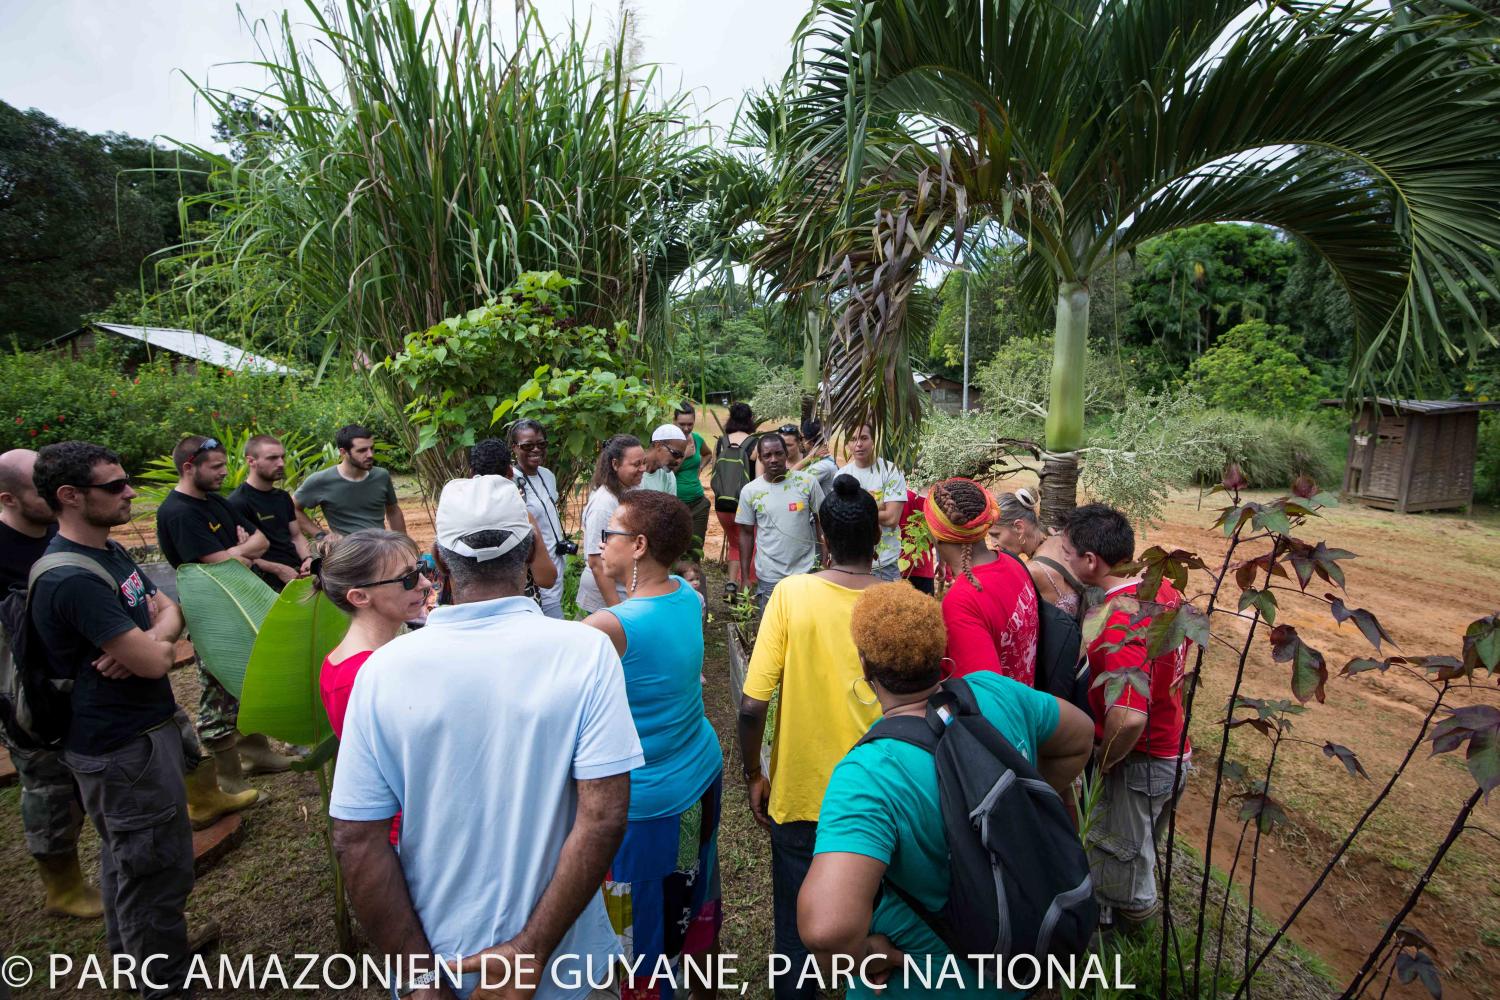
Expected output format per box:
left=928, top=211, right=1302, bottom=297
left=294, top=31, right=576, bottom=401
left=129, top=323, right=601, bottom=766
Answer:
left=640, top=423, right=688, bottom=495
left=28, top=441, right=201, bottom=996
left=156, top=434, right=290, bottom=807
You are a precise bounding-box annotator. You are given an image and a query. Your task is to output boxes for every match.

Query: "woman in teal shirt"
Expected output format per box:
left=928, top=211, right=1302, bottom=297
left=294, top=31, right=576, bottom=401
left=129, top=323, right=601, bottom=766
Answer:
left=584, top=489, right=722, bottom=999
left=798, top=583, right=1093, bottom=998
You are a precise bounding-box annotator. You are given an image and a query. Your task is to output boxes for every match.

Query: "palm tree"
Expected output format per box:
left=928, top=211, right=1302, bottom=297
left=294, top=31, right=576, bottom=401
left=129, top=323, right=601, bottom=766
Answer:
left=759, top=0, right=1500, bottom=521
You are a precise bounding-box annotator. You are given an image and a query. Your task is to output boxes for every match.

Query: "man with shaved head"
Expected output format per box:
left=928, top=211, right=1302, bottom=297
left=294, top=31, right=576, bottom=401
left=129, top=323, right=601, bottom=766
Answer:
left=0, top=448, right=101, bottom=920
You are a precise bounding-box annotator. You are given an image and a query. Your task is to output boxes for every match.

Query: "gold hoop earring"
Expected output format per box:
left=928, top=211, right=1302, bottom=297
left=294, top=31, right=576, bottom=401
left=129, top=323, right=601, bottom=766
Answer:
left=629, top=559, right=639, bottom=596
left=939, top=657, right=957, bottom=681
left=851, top=677, right=878, bottom=706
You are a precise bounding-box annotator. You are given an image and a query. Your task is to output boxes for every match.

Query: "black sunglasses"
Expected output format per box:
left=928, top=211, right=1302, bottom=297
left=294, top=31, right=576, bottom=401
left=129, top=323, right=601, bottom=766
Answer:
left=74, top=477, right=132, bottom=495
left=778, top=424, right=800, bottom=436
left=195, top=437, right=221, bottom=455
left=513, top=440, right=547, bottom=451
left=355, top=567, right=425, bottom=591
left=601, top=528, right=637, bottom=545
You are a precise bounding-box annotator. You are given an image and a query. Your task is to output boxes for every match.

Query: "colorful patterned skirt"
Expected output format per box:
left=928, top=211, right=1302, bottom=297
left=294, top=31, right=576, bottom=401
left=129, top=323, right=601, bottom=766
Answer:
left=604, top=772, right=724, bottom=1000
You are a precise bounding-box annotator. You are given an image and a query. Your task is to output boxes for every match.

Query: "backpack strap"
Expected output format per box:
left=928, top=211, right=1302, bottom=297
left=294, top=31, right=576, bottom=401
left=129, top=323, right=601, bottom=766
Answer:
left=27, top=553, right=117, bottom=602
left=854, top=712, right=941, bottom=752
left=1030, top=554, right=1089, bottom=599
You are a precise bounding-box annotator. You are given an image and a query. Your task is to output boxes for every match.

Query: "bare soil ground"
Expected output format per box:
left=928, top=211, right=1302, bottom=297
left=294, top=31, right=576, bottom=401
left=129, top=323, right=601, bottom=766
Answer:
left=3, top=471, right=1494, bottom=999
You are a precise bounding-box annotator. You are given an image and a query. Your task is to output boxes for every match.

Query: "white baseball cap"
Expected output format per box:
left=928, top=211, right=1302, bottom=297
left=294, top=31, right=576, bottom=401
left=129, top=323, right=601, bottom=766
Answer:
left=435, top=476, right=531, bottom=561
left=651, top=423, right=687, bottom=443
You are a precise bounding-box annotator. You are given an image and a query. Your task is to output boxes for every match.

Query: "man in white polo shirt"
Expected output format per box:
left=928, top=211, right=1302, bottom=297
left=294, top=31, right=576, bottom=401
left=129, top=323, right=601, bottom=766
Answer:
left=638, top=424, right=687, bottom=495
left=329, top=476, right=643, bottom=1000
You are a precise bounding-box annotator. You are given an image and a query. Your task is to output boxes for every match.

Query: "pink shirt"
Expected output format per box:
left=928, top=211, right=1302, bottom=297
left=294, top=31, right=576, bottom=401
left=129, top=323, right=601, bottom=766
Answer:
left=941, top=558, right=1039, bottom=685
left=320, top=649, right=400, bottom=845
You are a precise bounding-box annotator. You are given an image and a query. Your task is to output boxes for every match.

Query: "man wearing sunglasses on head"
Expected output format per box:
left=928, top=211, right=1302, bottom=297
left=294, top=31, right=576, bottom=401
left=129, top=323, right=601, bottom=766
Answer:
left=156, top=435, right=292, bottom=810
left=28, top=442, right=201, bottom=996
left=640, top=423, right=688, bottom=496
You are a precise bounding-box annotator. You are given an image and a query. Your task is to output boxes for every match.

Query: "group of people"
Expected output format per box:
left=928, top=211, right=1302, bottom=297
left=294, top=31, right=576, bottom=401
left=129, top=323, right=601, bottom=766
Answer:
left=0, top=404, right=1191, bottom=1000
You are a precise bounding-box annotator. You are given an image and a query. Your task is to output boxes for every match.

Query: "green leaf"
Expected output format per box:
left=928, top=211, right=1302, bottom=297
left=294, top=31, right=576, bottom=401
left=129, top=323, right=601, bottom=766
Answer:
left=288, top=733, right=339, bottom=773
left=175, top=561, right=280, bottom=698
left=1236, top=792, right=1287, bottom=833
left=1328, top=595, right=1394, bottom=652
left=1269, top=624, right=1327, bottom=704
left=1463, top=614, right=1500, bottom=674
left=1238, top=587, right=1278, bottom=626
left=1143, top=603, right=1209, bottom=659
left=1428, top=705, right=1499, bottom=797
left=1322, top=742, right=1369, bottom=779
left=237, top=578, right=351, bottom=746
left=1252, top=505, right=1292, bottom=536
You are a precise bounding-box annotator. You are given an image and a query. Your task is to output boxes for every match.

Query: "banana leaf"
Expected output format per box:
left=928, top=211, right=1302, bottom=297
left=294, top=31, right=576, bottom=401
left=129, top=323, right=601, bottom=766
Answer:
left=175, top=561, right=280, bottom=698
left=237, top=578, right=350, bottom=746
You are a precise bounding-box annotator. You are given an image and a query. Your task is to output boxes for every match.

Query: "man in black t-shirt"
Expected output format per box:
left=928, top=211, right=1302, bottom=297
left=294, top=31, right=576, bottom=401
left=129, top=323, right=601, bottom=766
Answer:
left=156, top=434, right=292, bottom=796
left=29, top=441, right=197, bottom=991
left=227, top=434, right=313, bottom=591
left=0, top=448, right=102, bottom=921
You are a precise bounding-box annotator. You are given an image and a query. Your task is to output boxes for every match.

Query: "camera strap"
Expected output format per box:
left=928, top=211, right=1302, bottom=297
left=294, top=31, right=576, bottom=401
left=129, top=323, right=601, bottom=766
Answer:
left=519, top=471, right=566, bottom=543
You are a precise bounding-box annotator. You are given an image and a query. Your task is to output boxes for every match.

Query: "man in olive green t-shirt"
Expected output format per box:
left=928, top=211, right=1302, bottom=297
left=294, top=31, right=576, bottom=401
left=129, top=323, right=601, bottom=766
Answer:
left=293, top=425, right=406, bottom=539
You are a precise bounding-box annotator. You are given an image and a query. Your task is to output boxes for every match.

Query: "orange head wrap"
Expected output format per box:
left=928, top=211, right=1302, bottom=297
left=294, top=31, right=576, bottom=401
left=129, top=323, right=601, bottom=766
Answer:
left=923, top=478, right=999, bottom=544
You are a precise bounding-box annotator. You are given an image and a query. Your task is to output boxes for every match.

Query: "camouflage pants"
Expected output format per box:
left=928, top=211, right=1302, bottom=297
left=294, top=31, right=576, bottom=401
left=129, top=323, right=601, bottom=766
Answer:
left=6, top=743, right=85, bottom=858
left=195, top=662, right=240, bottom=747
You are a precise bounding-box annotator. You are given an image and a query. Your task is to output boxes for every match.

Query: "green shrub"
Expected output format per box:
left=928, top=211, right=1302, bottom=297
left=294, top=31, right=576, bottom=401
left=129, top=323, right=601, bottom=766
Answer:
left=0, top=344, right=393, bottom=471
left=1476, top=412, right=1500, bottom=507
left=1187, top=320, right=1330, bottom=414
left=1177, top=410, right=1345, bottom=490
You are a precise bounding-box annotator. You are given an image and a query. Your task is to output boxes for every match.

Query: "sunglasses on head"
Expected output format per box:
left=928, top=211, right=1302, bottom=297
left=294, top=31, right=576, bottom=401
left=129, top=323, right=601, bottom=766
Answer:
left=778, top=424, right=800, bottom=436
left=74, top=477, right=132, bottom=495
left=195, top=437, right=221, bottom=455
left=355, top=567, right=425, bottom=591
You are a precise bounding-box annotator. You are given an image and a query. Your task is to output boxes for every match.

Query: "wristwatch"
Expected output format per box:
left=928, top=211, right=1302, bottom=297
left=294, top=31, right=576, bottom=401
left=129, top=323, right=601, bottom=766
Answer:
left=399, top=969, right=439, bottom=997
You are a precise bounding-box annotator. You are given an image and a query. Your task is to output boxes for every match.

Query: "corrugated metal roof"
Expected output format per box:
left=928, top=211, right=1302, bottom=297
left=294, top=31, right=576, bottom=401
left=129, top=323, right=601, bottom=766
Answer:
left=1323, top=397, right=1500, bottom=415
left=90, top=324, right=299, bottom=375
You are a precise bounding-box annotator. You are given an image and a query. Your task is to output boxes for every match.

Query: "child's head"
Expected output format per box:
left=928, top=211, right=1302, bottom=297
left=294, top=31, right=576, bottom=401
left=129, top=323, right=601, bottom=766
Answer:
left=673, top=560, right=704, bottom=593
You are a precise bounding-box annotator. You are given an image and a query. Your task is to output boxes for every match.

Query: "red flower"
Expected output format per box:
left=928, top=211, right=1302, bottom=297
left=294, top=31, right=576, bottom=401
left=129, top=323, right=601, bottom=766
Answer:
left=13, top=417, right=20, bottom=425
left=29, top=430, right=37, bottom=437
left=212, top=411, right=220, bottom=419
left=110, top=389, right=118, bottom=397
left=57, top=415, right=64, bottom=423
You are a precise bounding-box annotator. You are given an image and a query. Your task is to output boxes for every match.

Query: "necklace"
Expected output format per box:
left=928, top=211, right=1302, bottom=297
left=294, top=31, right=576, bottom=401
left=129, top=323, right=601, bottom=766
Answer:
left=824, top=564, right=874, bottom=577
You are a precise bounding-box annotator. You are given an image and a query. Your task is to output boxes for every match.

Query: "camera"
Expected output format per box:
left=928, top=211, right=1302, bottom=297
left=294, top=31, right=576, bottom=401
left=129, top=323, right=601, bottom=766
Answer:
left=554, top=538, right=579, bottom=557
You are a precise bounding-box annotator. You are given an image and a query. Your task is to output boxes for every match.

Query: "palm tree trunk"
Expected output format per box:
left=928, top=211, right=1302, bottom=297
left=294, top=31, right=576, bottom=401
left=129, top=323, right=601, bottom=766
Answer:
left=800, top=307, right=821, bottom=422
left=1042, top=281, right=1089, bottom=526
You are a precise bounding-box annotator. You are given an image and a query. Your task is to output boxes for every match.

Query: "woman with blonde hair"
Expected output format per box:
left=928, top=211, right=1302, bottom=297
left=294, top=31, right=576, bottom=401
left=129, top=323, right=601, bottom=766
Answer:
left=796, top=583, right=1094, bottom=999
left=988, top=487, right=1086, bottom=617
left=317, top=529, right=434, bottom=844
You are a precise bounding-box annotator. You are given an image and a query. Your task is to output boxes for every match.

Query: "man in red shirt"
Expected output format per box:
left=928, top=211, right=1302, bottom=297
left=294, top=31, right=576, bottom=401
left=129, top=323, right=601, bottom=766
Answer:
left=1061, top=503, right=1191, bottom=934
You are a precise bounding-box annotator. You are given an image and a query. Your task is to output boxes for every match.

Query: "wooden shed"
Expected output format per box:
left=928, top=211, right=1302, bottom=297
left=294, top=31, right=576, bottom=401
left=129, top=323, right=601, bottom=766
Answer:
left=1336, top=398, right=1500, bottom=513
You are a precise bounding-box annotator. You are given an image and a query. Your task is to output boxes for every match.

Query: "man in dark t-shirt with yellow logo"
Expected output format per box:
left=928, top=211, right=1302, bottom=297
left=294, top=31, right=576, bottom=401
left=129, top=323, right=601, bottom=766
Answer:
left=156, top=434, right=292, bottom=806
left=226, top=434, right=312, bottom=591
left=29, top=441, right=197, bottom=994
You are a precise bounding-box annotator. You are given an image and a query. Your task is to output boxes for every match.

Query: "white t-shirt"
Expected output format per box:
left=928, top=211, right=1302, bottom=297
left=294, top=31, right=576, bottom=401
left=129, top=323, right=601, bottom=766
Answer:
left=515, top=467, right=566, bottom=608
left=577, top=486, right=626, bottom=612
left=838, top=459, right=909, bottom=568
left=329, top=597, right=644, bottom=999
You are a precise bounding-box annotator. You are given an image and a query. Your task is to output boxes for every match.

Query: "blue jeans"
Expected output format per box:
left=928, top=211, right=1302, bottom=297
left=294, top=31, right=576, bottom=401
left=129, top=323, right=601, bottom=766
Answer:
left=768, top=819, right=819, bottom=1000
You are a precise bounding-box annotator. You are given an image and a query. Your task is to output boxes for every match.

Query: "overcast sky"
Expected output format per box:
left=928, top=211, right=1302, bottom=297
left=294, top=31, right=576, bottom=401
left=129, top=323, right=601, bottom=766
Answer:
left=0, top=0, right=811, bottom=150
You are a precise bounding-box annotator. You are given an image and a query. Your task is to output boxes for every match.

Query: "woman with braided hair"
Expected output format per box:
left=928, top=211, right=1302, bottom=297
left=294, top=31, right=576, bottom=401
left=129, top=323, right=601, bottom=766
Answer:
left=924, top=477, right=1040, bottom=685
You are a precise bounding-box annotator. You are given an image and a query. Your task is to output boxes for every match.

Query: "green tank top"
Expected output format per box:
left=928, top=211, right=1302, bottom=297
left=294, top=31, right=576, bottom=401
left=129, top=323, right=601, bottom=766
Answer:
left=675, top=431, right=706, bottom=502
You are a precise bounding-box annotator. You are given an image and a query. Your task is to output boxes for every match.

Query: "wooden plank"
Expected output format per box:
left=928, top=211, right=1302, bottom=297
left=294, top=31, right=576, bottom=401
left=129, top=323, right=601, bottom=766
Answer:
left=1396, top=413, right=1422, bottom=513
left=0, top=754, right=15, bottom=789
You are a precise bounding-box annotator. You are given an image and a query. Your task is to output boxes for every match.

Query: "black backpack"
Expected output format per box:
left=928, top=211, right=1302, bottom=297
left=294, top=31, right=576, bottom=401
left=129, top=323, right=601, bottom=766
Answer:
left=0, top=553, right=113, bottom=751
left=999, top=549, right=1092, bottom=716
left=709, top=433, right=755, bottom=512
left=857, top=677, right=1098, bottom=962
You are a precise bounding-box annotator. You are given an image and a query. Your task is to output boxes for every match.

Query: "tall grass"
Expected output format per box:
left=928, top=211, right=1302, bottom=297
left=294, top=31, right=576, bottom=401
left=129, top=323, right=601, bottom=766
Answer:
left=1178, top=411, right=1346, bottom=491
left=170, top=0, right=748, bottom=490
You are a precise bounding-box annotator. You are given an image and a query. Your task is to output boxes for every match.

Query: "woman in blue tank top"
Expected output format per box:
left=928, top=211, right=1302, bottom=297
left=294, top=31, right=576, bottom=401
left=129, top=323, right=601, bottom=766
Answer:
left=583, top=489, right=722, bottom=999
